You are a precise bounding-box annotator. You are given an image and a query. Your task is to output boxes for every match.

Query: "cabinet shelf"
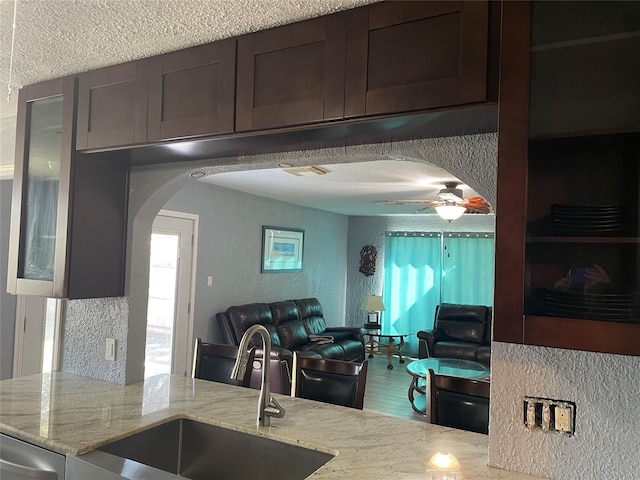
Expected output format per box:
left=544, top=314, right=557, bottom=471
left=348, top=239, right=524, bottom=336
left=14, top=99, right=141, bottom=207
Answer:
left=528, top=237, right=640, bottom=244
left=523, top=314, right=640, bottom=356
left=531, top=31, right=640, bottom=52
left=530, top=126, right=640, bottom=142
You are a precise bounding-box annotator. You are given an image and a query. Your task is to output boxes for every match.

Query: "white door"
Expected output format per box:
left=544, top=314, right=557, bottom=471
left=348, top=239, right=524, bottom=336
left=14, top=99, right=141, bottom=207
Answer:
left=145, top=210, right=198, bottom=378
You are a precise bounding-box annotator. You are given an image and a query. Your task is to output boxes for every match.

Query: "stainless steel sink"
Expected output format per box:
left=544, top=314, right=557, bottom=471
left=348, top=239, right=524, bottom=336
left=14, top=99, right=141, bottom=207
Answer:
left=69, top=418, right=334, bottom=480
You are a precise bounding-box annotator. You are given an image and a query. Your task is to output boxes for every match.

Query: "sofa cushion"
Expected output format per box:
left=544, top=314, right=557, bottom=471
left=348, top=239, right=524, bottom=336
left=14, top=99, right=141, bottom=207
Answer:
left=225, top=303, right=281, bottom=347
left=476, top=345, right=491, bottom=366
left=482, top=308, right=493, bottom=346
left=294, top=298, right=327, bottom=335
left=436, top=303, right=489, bottom=344
left=269, top=301, right=308, bottom=349
left=306, top=342, right=347, bottom=359
left=433, top=341, right=479, bottom=362
left=337, top=339, right=366, bottom=362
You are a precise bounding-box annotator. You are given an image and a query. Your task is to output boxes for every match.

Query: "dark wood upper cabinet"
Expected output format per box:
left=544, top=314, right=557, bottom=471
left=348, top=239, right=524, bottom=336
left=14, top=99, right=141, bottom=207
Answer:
left=148, top=39, right=236, bottom=141
left=76, top=60, right=149, bottom=150
left=235, top=13, right=347, bottom=131
left=495, top=1, right=640, bottom=356
left=345, top=1, right=490, bottom=118
left=8, top=77, right=128, bottom=299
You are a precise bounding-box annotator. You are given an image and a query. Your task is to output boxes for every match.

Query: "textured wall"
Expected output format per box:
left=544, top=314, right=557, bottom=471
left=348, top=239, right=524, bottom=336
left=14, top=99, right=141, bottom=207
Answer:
left=163, top=181, right=349, bottom=342
left=61, top=297, right=129, bottom=384
left=489, top=342, right=640, bottom=479
left=0, top=179, right=16, bottom=379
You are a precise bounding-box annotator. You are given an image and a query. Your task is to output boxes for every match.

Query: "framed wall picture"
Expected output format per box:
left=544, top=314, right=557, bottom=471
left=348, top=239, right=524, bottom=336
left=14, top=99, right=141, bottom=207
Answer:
left=261, top=226, right=304, bottom=273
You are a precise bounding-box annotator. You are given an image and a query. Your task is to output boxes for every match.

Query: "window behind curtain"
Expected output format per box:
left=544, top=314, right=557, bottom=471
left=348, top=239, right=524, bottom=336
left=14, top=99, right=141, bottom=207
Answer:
left=442, top=233, right=495, bottom=305
left=383, top=233, right=442, bottom=355
left=383, top=232, right=494, bottom=356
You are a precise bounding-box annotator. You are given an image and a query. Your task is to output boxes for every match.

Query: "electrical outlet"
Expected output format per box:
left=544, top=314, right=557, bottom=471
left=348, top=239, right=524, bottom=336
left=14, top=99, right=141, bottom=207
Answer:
left=554, top=405, right=572, bottom=433
left=105, top=338, right=116, bottom=361
left=523, top=397, right=575, bottom=435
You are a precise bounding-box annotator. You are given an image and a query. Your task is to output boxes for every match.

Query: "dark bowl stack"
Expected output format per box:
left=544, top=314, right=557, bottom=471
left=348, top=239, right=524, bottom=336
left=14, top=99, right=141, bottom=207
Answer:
left=531, top=287, right=639, bottom=322
left=551, top=204, right=624, bottom=236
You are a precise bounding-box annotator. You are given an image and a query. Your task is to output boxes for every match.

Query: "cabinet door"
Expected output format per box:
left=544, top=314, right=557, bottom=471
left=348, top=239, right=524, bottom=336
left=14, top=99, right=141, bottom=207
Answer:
left=345, top=1, right=489, bottom=117
left=495, top=1, right=640, bottom=356
left=7, top=78, right=74, bottom=297
left=235, top=13, right=346, bottom=131
left=148, top=39, right=236, bottom=141
left=76, top=61, right=149, bottom=150
left=8, top=78, right=129, bottom=299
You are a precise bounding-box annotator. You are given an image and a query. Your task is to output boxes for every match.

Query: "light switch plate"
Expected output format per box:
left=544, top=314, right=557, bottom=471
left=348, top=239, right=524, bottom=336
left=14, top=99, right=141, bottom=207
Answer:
left=105, top=338, right=116, bottom=361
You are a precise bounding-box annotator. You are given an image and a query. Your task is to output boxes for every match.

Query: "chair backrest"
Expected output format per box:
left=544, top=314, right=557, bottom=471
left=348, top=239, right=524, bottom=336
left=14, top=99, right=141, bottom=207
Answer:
left=434, top=303, right=491, bottom=345
left=428, top=368, right=490, bottom=434
left=291, top=354, right=368, bottom=409
left=192, top=338, right=255, bottom=387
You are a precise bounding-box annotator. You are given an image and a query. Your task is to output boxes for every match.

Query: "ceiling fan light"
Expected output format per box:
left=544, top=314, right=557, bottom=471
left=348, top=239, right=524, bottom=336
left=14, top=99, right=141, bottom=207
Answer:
left=435, top=204, right=466, bottom=222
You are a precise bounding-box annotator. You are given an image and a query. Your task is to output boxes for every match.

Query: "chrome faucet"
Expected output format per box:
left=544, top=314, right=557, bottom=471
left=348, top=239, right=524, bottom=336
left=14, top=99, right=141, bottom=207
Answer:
left=231, top=324, right=285, bottom=427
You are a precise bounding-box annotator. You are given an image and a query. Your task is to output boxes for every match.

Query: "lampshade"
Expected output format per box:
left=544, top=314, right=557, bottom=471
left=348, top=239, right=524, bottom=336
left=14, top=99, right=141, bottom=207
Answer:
left=435, top=202, right=466, bottom=222
left=362, top=295, right=385, bottom=312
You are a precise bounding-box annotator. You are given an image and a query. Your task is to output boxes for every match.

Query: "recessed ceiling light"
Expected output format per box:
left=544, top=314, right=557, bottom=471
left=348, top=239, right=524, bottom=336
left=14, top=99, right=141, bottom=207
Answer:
left=281, top=166, right=329, bottom=176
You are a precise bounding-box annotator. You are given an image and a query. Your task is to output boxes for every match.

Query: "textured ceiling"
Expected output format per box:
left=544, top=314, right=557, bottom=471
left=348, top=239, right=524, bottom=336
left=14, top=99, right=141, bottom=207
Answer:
left=0, top=0, right=379, bottom=169
left=0, top=0, right=378, bottom=115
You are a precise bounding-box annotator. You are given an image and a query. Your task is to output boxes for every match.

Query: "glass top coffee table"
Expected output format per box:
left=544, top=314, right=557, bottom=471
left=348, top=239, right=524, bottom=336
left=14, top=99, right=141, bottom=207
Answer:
left=363, top=325, right=413, bottom=370
left=406, top=358, right=490, bottom=415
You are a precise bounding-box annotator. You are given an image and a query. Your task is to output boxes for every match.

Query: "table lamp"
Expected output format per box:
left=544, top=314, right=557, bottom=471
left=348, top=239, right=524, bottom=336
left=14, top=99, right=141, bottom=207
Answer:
left=362, top=295, right=385, bottom=328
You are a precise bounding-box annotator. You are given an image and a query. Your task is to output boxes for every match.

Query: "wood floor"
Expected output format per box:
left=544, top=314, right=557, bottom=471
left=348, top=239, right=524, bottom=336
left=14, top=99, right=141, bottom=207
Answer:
left=362, top=353, right=426, bottom=422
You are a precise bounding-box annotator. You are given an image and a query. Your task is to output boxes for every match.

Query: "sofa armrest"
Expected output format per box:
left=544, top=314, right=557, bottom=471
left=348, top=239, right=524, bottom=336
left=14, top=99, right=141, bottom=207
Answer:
left=324, top=327, right=366, bottom=344
left=417, top=330, right=437, bottom=359
left=215, top=312, right=238, bottom=345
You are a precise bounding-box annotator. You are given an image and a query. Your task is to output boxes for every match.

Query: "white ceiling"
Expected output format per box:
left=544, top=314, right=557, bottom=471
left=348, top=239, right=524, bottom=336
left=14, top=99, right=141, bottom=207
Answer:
left=202, top=160, right=482, bottom=216
left=0, top=0, right=490, bottom=216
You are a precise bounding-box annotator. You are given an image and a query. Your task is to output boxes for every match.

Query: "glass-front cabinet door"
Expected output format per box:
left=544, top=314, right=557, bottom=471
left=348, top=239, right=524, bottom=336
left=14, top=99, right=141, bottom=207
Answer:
left=524, top=1, right=640, bottom=351
left=7, top=78, right=76, bottom=297
left=495, top=1, right=640, bottom=355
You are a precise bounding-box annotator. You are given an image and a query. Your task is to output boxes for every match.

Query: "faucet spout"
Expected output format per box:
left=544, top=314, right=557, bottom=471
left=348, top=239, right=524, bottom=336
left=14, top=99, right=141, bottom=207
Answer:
left=232, top=324, right=285, bottom=427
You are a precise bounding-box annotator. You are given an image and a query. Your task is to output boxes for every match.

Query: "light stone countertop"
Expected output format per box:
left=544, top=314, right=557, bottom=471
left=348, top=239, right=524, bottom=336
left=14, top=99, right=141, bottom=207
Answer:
left=0, top=372, right=542, bottom=479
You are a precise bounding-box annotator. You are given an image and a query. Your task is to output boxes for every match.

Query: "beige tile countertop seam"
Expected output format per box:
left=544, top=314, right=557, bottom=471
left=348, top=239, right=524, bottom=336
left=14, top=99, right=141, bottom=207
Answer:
left=0, top=372, right=543, bottom=479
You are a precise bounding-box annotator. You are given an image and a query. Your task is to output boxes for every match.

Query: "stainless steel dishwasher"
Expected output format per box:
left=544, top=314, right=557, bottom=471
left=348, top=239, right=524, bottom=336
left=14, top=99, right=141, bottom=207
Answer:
left=0, top=433, right=66, bottom=480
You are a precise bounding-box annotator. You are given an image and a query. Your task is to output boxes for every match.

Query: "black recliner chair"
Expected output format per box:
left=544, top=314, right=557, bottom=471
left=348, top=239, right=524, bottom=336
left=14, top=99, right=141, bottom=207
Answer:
left=417, top=303, right=492, bottom=366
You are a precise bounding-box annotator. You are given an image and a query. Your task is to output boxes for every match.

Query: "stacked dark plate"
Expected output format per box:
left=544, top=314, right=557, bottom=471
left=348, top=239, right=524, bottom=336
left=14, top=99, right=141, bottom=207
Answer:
left=531, top=288, right=639, bottom=322
left=551, top=204, right=624, bottom=236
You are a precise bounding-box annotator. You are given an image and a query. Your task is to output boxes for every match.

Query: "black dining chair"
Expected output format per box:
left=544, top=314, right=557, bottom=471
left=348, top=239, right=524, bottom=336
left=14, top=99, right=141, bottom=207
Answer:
left=192, top=338, right=255, bottom=387
left=428, top=368, right=490, bottom=434
left=291, top=353, right=368, bottom=409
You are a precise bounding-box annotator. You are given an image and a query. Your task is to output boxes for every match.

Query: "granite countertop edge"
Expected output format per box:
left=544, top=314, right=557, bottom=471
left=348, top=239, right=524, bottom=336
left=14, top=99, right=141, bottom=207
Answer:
left=0, top=372, right=541, bottom=480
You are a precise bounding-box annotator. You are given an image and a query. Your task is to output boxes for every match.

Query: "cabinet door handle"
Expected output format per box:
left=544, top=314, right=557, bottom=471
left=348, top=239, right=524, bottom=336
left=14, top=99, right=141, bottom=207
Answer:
left=0, top=458, right=58, bottom=479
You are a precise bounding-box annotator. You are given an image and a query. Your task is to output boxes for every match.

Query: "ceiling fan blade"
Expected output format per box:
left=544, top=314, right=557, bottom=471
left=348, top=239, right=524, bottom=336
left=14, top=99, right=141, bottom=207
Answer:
left=415, top=205, right=438, bottom=213
left=376, top=199, right=439, bottom=206
left=460, top=197, right=491, bottom=214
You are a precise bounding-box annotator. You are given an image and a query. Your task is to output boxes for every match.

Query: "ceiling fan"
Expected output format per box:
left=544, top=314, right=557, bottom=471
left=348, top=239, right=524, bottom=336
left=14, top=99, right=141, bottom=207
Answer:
left=377, top=182, right=491, bottom=221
